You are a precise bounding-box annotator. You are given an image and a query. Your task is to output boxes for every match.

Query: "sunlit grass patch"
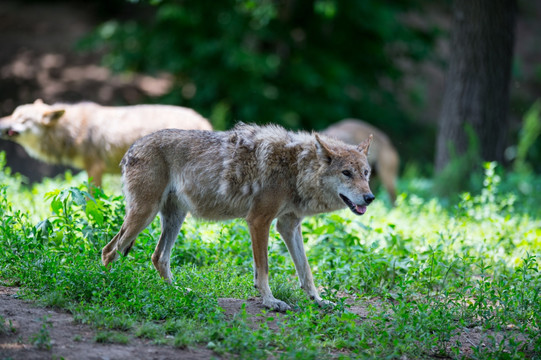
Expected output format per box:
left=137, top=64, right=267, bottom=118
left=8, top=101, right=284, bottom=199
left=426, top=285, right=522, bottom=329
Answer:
left=0, top=156, right=540, bottom=358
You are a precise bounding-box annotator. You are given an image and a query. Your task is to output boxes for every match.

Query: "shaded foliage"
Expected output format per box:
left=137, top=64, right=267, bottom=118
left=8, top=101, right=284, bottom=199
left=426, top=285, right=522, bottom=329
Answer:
left=80, top=0, right=438, bottom=161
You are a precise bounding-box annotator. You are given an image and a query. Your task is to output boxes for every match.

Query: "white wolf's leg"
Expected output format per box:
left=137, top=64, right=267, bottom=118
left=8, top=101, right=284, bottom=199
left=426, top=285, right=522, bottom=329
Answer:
left=152, top=193, right=186, bottom=283
left=246, top=214, right=291, bottom=312
left=276, top=214, right=333, bottom=307
left=85, top=161, right=105, bottom=188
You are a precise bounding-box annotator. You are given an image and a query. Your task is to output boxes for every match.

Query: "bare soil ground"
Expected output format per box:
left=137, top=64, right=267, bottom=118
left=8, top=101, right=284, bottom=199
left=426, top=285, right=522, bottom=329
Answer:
left=1, top=285, right=530, bottom=359
left=0, top=286, right=217, bottom=360
left=0, top=286, right=277, bottom=360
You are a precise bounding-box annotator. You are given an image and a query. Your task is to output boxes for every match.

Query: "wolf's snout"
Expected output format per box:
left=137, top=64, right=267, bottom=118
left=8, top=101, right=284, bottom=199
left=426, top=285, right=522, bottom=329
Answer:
left=0, top=127, right=18, bottom=138
left=363, top=193, right=375, bottom=204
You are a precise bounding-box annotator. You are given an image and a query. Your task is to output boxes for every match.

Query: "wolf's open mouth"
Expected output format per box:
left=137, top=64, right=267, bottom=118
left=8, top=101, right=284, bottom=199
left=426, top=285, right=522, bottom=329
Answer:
left=5, top=129, right=19, bottom=137
left=339, top=194, right=367, bottom=215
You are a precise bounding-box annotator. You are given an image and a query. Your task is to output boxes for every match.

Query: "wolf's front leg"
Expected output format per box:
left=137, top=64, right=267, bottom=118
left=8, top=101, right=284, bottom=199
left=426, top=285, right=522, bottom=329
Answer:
left=276, top=214, right=334, bottom=307
left=246, top=214, right=291, bottom=312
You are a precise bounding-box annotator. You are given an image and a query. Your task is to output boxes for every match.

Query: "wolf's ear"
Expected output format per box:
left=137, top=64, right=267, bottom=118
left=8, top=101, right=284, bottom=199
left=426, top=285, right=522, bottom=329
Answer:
left=357, top=134, right=373, bottom=156
left=315, top=134, right=335, bottom=164
left=41, top=109, right=65, bottom=126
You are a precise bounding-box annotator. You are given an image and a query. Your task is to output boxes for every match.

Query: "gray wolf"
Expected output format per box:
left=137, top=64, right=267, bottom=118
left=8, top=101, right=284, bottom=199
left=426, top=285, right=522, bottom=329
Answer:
left=101, top=123, right=374, bottom=311
left=0, top=99, right=212, bottom=186
left=323, top=119, right=399, bottom=204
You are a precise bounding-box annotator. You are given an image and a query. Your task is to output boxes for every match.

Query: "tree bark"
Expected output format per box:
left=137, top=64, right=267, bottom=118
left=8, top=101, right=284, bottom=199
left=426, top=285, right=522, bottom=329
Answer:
left=435, top=0, right=517, bottom=172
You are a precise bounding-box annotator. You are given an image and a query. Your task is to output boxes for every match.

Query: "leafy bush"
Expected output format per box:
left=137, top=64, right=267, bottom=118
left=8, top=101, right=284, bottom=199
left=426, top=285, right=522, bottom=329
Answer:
left=79, top=0, right=438, bottom=163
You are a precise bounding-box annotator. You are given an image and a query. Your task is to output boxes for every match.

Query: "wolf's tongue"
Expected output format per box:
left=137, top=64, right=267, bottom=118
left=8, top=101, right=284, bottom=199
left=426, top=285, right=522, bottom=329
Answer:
left=7, top=129, right=16, bottom=137
left=356, top=205, right=367, bottom=215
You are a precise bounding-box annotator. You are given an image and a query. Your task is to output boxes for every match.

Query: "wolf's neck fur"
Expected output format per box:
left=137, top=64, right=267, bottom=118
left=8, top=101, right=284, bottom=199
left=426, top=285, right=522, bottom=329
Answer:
left=231, top=124, right=344, bottom=216
left=294, top=145, right=344, bottom=215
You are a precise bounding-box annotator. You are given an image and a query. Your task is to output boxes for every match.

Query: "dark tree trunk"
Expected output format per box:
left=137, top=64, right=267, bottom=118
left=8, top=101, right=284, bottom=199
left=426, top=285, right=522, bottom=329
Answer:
left=435, top=0, right=517, bottom=172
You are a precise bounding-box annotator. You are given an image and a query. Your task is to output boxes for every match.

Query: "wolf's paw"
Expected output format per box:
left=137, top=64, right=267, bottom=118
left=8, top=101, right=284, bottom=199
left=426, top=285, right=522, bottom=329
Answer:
left=101, top=253, right=116, bottom=268
left=316, top=298, right=336, bottom=308
left=309, top=294, right=335, bottom=308
left=262, top=297, right=291, bottom=312
left=101, top=248, right=119, bottom=268
left=173, top=285, right=192, bottom=292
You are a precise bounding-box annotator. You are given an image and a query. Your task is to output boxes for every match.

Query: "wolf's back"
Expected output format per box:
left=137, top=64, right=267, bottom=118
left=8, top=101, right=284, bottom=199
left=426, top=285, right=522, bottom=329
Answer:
left=121, top=125, right=308, bottom=219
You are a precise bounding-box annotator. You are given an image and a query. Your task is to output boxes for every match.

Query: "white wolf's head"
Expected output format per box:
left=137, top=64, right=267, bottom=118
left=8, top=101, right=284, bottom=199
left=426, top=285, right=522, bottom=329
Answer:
left=315, top=134, right=375, bottom=215
left=0, top=99, right=66, bottom=146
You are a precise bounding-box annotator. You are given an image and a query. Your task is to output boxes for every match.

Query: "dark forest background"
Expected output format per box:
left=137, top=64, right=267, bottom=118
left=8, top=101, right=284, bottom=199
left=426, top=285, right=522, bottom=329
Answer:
left=0, top=0, right=540, bottom=191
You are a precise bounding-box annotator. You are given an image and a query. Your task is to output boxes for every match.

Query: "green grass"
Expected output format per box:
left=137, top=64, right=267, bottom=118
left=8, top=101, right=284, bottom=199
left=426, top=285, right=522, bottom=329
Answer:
left=94, top=330, right=131, bottom=344
left=0, top=314, right=16, bottom=336
left=30, top=316, right=52, bottom=350
left=0, top=154, right=540, bottom=359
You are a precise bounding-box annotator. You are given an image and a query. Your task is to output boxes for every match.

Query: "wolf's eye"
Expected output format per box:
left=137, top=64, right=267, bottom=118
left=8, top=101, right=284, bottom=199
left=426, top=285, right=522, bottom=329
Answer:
left=342, top=170, right=353, bottom=178
left=364, top=169, right=369, bottom=177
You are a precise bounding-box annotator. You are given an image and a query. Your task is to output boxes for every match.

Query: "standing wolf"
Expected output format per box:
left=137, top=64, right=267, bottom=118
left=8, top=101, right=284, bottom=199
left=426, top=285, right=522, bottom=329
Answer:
left=323, top=119, right=399, bottom=204
left=102, top=123, right=374, bottom=311
left=0, top=99, right=212, bottom=186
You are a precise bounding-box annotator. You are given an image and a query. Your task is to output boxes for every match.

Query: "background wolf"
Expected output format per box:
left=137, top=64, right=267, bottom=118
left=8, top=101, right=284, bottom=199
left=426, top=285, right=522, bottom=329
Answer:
left=0, top=99, right=212, bottom=186
left=323, top=119, right=399, bottom=204
left=102, top=123, right=374, bottom=311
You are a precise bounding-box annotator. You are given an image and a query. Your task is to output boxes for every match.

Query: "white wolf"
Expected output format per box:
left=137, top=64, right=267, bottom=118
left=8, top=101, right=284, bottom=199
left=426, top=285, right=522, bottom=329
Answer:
left=0, top=99, right=212, bottom=186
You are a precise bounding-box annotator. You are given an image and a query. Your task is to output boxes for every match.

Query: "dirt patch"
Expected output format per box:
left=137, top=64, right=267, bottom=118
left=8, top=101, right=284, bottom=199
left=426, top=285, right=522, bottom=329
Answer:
left=0, top=287, right=287, bottom=360
left=1, top=286, right=534, bottom=359
left=218, top=297, right=282, bottom=331
left=0, top=287, right=383, bottom=359
left=0, top=286, right=215, bottom=360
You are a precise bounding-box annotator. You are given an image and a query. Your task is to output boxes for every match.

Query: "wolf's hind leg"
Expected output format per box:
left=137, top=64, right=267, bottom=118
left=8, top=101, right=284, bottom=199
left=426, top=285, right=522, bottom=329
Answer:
left=152, top=193, right=186, bottom=283
left=102, top=203, right=160, bottom=267
left=102, top=158, right=169, bottom=268
left=276, top=214, right=333, bottom=307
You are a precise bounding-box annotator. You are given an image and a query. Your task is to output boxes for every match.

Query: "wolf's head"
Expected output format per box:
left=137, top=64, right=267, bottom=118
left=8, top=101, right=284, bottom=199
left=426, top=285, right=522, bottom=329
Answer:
left=315, top=134, right=375, bottom=215
left=0, top=99, right=66, bottom=144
